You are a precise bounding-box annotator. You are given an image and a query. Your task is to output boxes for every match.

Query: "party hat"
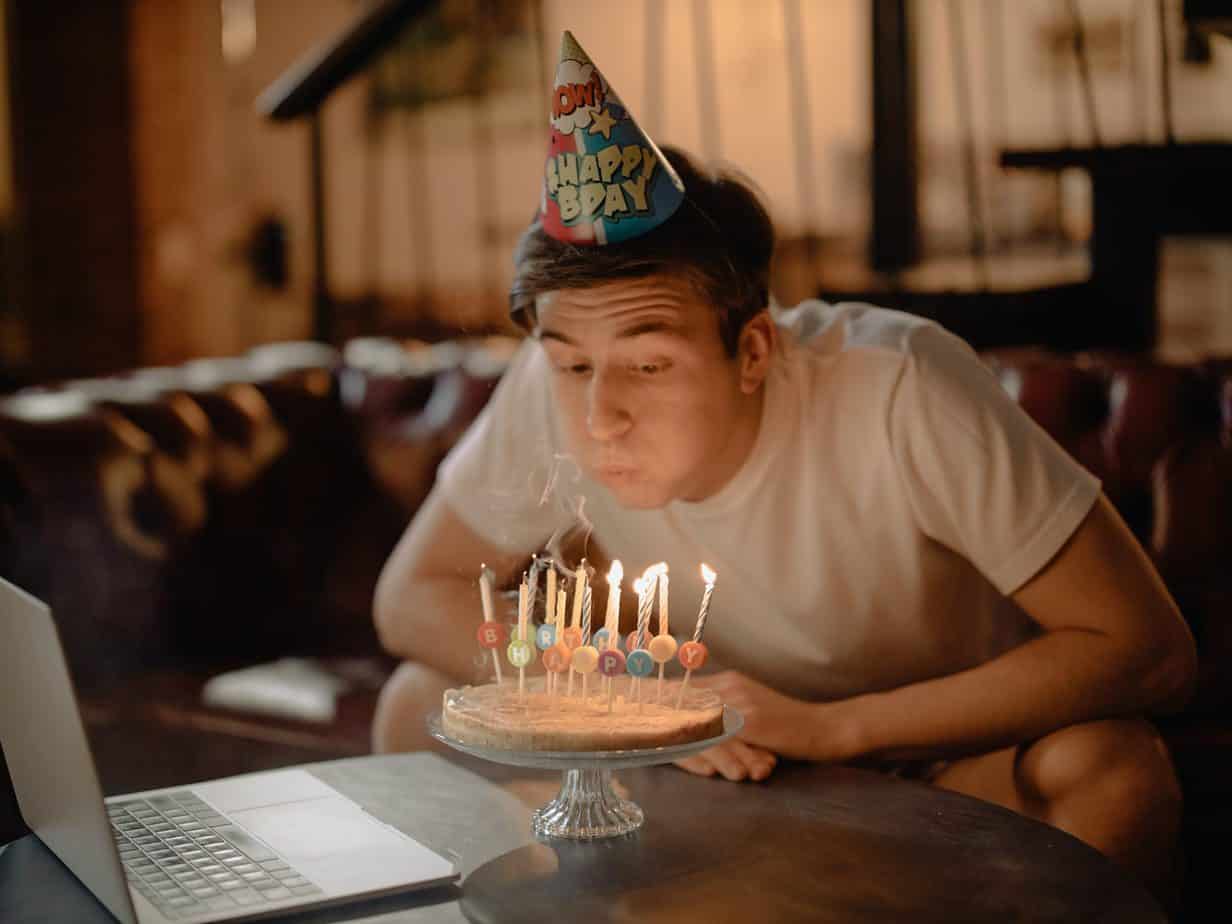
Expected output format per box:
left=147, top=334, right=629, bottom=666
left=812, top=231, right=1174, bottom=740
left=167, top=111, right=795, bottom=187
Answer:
left=541, top=31, right=685, bottom=245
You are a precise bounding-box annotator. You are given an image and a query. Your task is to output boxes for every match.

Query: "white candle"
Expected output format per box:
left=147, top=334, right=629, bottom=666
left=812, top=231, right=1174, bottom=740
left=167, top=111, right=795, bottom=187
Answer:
left=556, top=588, right=567, bottom=634
left=479, top=565, right=502, bottom=683
left=604, top=560, right=623, bottom=649
left=676, top=564, right=717, bottom=710
left=635, top=569, right=657, bottom=650
left=570, top=561, right=587, bottom=628
left=546, top=565, right=557, bottom=628
left=581, top=583, right=593, bottom=643
left=603, top=560, right=623, bottom=710
left=693, top=563, right=717, bottom=642
left=567, top=561, right=587, bottom=699
left=657, top=564, right=670, bottom=637
left=517, top=575, right=528, bottom=698
left=525, top=555, right=540, bottom=626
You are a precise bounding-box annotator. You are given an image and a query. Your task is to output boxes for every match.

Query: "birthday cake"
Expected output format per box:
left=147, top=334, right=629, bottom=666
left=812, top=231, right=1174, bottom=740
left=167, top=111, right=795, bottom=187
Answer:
left=441, top=675, right=724, bottom=752
left=454, top=549, right=720, bottom=753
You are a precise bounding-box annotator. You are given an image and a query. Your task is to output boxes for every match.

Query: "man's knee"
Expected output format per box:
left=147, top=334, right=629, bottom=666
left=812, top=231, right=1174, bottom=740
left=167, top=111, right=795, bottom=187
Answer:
left=372, top=661, right=456, bottom=754
left=1019, top=719, right=1182, bottom=824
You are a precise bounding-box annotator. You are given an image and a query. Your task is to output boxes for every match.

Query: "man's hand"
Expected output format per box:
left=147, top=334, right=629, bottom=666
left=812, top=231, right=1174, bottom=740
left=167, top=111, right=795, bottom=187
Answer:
left=674, top=739, right=777, bottom=782
left=692, top=670, right=857, bottom=763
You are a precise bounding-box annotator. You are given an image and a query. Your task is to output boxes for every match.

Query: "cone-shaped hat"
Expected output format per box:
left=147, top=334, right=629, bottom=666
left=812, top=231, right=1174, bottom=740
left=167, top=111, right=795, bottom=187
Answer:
left=541, top=31, right=685, bottom=245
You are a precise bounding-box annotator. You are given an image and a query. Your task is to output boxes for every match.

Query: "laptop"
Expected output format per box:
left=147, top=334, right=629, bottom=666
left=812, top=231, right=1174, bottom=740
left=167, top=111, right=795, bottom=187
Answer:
left=0, top=577, right=458, bottom=922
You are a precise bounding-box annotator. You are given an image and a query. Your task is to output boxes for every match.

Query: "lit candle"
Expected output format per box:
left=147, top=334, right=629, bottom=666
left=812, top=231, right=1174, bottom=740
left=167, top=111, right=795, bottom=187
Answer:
left=603, top=560, right=623, bottom=649
left=634, top=569, right=657, bottom=651
left=657, top=563, right=670, bottom=638
left=676, top=564, right=717, bottom=709
left=479, top=565, right=503, bottom=683
left=603, top=560, right=623, bottom=709
left=692, top=563, right=717, bottom=642
left=570, top=561, right=587, bottom=628
left=652, top=562, right=674, bottom=703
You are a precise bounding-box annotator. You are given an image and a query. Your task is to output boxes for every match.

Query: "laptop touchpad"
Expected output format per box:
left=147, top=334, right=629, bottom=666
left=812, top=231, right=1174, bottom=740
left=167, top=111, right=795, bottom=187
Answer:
left=229, top=797, right=409, bottom=862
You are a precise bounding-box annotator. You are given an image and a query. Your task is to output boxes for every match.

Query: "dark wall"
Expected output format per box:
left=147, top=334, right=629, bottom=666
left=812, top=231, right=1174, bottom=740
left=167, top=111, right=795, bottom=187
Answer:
left=0, top=742, right=26, bottom=846
left=6, top=0, right=141, bottom=379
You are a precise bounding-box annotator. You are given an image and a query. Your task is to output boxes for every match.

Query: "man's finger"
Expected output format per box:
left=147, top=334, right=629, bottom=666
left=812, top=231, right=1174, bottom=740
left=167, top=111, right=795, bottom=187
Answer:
left=729, top=739, right=776, bottom=781
left=702, top=742, right=751, bottom=781
left=673, top=755, right=715, bottom=777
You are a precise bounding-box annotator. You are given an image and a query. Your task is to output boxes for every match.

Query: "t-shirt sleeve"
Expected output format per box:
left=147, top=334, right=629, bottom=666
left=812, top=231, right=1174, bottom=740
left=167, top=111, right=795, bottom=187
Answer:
left=887, top=324, right=1101, bottom=595
left=435, top=339, right=574, bottom=553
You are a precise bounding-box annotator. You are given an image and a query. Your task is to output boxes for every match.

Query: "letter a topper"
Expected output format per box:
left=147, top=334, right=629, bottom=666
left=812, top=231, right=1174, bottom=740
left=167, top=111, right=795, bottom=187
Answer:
left=540, top=31, right=685, bottom=246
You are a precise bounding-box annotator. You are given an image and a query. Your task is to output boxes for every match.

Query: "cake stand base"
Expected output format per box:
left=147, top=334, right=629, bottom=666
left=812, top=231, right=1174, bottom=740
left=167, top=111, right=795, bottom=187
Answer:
left=531, top=768, right=644, bottom=839
left=427, top=707, right=742, bottom=842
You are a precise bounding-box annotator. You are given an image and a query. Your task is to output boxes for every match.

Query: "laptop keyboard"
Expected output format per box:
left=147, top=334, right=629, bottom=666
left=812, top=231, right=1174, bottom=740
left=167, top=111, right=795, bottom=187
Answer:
left=108, top=790, right=323, bottom=920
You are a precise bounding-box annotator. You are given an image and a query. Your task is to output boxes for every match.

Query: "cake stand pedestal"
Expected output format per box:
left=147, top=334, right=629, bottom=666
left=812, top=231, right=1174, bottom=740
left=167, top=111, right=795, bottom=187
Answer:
left=428, top=707, right=743, bottom=840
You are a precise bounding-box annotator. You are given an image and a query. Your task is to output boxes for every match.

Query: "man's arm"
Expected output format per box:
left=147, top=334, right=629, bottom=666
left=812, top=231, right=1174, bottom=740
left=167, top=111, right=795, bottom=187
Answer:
left=374, top=486, right=533, bottom=683
left=716, top=494, right=1198, bottom=764
left=823, top=494, right=1198, bottom=763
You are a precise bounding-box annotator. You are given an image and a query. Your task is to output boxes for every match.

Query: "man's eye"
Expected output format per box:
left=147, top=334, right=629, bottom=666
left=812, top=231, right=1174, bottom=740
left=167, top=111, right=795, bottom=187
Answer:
left=636, top=362, right=668, bottom=375
left=559, top=363, right=591, bottom=377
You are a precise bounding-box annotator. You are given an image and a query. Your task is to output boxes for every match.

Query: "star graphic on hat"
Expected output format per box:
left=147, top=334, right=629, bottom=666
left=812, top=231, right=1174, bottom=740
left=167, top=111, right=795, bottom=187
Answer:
left=588, top=106, right=616, bottom=139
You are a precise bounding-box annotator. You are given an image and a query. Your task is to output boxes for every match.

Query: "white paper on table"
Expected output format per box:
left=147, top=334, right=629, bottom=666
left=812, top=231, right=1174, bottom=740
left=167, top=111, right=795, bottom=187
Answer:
left=201, top=657, right=350, bottom=723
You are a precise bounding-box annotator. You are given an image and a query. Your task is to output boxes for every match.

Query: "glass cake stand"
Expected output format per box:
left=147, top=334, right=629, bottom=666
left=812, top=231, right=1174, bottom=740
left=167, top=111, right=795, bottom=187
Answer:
left=428, top=706, right=743, bottom=840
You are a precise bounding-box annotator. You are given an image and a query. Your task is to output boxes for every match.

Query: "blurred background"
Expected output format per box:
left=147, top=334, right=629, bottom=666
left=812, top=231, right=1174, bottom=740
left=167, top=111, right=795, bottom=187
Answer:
left=2, top=4, right=1232, bottom=917
left=2, top=0, right=1230, bottom=384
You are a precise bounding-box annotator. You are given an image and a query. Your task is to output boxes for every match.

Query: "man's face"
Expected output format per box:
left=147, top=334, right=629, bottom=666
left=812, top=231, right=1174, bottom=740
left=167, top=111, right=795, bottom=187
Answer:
left=535, top=275, right=751, bottom=509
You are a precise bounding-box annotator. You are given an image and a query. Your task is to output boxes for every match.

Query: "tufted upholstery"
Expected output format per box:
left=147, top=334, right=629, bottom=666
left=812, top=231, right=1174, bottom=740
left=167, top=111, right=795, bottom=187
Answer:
left=0, top=338, right=520, bottom=695
left=983, top=349, right=1232, bottom=713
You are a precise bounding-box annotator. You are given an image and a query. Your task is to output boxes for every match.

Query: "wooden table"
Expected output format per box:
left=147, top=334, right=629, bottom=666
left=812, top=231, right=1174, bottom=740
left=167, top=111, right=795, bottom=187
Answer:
left=0, top=752, right=1165, bottom=923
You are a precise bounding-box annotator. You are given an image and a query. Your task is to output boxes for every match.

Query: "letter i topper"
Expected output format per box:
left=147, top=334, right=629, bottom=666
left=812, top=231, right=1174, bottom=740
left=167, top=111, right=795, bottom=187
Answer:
left=540, top=30, right=685, bottom=245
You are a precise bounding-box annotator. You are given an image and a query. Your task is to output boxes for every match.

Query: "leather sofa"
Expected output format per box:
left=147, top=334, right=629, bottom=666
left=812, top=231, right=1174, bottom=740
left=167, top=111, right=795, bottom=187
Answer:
left=2, top=335, right=1229, bottom=916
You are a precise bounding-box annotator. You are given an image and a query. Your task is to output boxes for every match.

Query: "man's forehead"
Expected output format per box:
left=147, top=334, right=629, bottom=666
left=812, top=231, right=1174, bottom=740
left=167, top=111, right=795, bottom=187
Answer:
left=534, top=278, right=704, bottom=332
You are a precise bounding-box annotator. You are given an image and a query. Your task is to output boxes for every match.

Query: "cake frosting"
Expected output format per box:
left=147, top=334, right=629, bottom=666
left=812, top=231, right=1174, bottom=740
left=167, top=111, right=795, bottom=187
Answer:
left=441, top=675, right=724, bottom=752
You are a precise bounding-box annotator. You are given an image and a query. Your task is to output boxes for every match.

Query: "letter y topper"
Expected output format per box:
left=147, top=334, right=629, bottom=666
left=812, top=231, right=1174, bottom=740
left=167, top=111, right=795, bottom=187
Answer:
left=540, top=31, right=685, bottom=245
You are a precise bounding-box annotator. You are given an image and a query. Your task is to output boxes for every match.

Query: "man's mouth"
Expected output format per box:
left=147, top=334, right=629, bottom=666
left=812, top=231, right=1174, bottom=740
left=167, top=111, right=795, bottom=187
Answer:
left=595, top=462, right=637, bottom=479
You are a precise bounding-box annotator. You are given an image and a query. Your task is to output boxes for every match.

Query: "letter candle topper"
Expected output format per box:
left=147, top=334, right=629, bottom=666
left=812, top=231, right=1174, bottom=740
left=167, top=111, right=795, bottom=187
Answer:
left=602, top=560, right=624, bottom=713
left=566, top=560, right=588, bottom=697
left=477, top=565, right=504, bottom=683
left=675, top=564, right=716, bottom=708
left=649, top=563, right=677, bottom=702
left=630, top=564, right=663, bottom=710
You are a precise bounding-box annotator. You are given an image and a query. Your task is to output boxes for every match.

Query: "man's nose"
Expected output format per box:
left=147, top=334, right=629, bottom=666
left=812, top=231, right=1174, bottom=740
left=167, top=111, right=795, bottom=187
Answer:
left=586, top=373, right=633, bottom=441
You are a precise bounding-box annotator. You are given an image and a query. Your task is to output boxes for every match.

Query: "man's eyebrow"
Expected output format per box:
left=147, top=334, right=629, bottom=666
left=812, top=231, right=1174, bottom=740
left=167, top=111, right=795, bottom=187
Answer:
left=614, top=319, right=682, bottom=339
left=536, top=329, right=576, bottom=346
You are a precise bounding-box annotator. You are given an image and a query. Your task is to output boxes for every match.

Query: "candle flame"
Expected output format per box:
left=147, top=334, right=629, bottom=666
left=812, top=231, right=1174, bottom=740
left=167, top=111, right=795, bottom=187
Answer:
left=654, top=561, right=668, bottom=575
left=633, top=576, right=646, bottom=594
left=608, top=559, right=623, bottom=583
left=700, top=563, right=716, bottom=584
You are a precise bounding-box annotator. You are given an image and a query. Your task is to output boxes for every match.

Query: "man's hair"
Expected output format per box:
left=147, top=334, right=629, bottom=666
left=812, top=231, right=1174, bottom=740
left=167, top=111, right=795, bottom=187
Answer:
left=509, top=146, right=775, bottom=356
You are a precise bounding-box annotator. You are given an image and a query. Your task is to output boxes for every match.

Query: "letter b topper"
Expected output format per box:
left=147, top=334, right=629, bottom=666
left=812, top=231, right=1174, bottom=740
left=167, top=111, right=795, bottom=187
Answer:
left=476, top=622, right=508, bottom=649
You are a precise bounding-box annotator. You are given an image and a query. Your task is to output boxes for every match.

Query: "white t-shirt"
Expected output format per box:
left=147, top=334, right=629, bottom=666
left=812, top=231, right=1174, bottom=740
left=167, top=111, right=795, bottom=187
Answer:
left=438, top=301, right=1100, bottom=702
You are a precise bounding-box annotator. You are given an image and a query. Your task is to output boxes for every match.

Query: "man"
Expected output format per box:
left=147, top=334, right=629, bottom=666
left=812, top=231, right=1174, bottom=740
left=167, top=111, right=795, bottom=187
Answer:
left=373, top=32, right=1196, bottom=900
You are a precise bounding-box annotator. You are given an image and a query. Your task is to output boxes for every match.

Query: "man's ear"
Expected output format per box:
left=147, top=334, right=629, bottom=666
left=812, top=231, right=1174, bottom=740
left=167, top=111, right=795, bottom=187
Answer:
left=737, top=311, right=776, bottom=395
